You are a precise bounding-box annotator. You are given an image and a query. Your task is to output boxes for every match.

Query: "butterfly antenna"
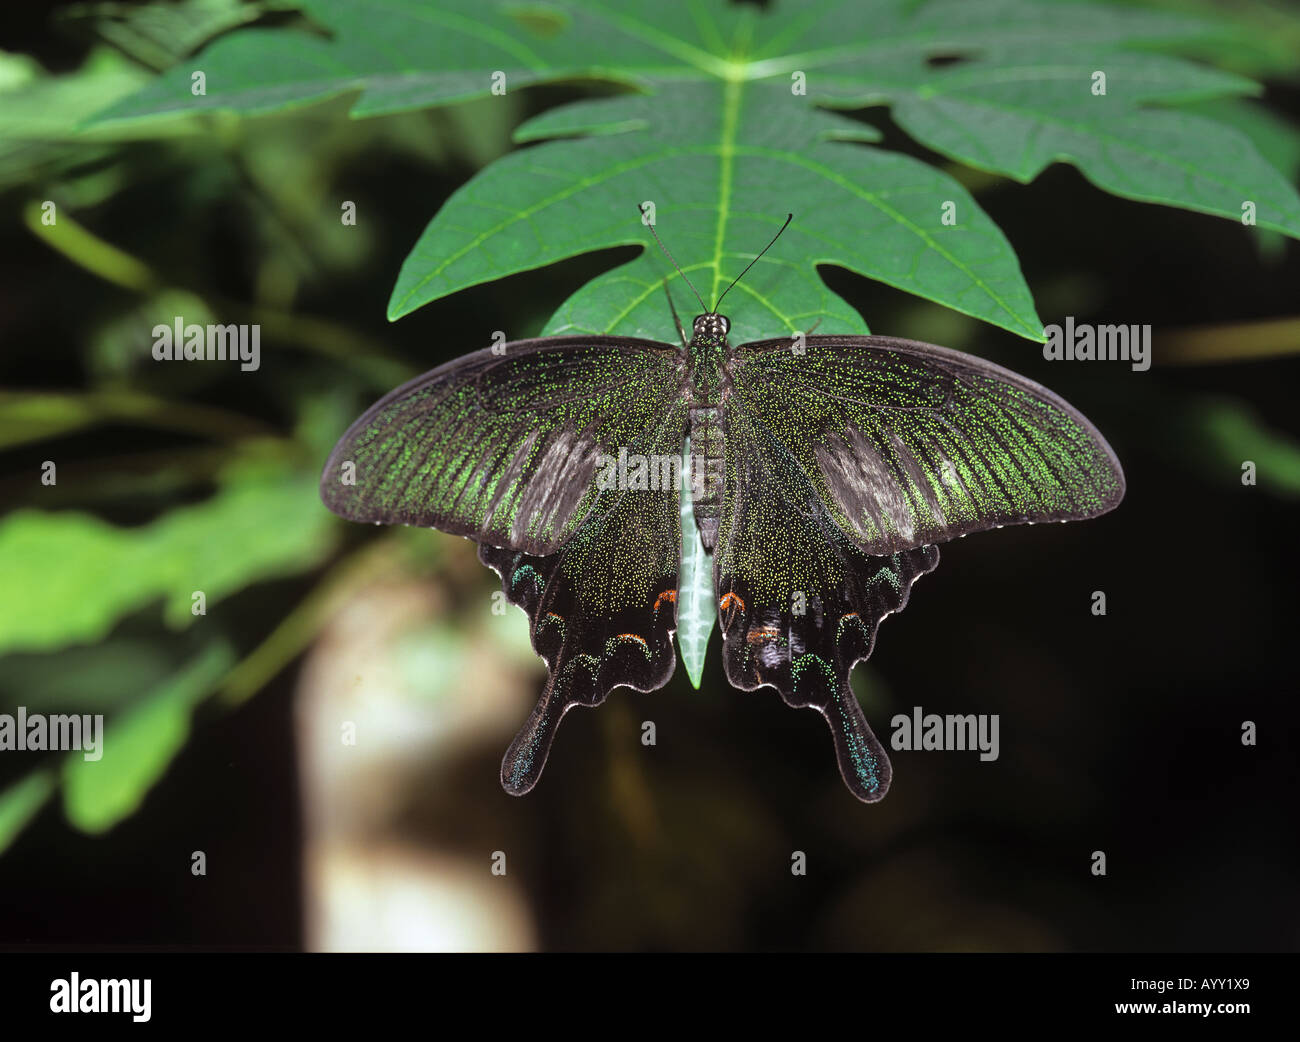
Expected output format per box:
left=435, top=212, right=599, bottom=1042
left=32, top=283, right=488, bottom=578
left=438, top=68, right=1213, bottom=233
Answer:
left=639, top=205, right=708, bottom=313
left=713, top=213, right=793, bottom=311
left=663, top=278, right=688, bottom=346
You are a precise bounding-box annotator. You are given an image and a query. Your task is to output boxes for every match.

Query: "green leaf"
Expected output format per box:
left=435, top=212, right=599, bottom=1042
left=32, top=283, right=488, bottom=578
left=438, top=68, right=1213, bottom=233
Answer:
left=1166, top=97, right=1300, bottom=264
left=0, top=46, right=152, bottom=188
left=78, top=0, right=271, bottom=71
left=0, top=771, right=55, bottom=855
left=86, top=0, right=1300, bottom=340
left=84, top=0, right=709, bottom=123
left=874, top=51, right=1300, bottom=237
left=677, top=439, right=715, bottom=688
left=1091, top=0, right=1300, bottom=81
left=1196, top=399, right=1300, bottom=497
left=403, top=81, right=1039, bottom=341
left=0, top=640, right=183, bottom=714
left=0, top=459, right=337, bottom=655
left=0, top=46, right=150, bottom=141
left=61, top=642, right=234, bottom=834
left=1178, top=97, right=1300, bottom=183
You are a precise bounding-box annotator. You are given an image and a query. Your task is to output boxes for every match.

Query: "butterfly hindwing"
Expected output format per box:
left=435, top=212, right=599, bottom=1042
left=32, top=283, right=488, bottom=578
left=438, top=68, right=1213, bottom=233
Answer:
left=321, top=336, right=681, bottom=555
left=729, top=335, right=1125, bottom=556
left=714, top=402, right=940, bottom=802
left=480, top=423, right=685, bottom=794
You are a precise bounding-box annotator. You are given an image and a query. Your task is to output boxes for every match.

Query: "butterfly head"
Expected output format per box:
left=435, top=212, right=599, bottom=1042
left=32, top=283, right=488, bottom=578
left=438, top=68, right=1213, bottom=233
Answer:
left=691, top=312, right=730, bottom=346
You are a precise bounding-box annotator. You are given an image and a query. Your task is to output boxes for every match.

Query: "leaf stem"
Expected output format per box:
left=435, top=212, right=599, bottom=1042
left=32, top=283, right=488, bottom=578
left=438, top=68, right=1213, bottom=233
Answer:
left=23, top=199, right=157, bottom=292
left=1157, top=316, right=1300, bottom=364
left=0, top=389, right=280, bottom=446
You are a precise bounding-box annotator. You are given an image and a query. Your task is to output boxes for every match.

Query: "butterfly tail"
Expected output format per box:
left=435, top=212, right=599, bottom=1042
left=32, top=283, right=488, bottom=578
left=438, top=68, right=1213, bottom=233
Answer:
left=501, top=672, right=570, bottom=796
left=823, top=685, right=892, bottom=802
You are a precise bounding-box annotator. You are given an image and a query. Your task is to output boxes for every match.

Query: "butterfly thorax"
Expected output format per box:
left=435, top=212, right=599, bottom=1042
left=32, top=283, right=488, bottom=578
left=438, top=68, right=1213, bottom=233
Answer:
left=685, top=313, right=732, bottom=551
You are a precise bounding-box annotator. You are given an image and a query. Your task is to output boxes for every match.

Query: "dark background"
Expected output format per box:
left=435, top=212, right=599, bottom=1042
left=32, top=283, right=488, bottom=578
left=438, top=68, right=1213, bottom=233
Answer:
left=0, top=0, right=1296, bottom=951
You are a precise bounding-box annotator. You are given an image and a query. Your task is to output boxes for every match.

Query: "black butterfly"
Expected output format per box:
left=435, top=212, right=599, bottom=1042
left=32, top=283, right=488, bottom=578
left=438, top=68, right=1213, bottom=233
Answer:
left=321, top=213, right=1124, bottom=802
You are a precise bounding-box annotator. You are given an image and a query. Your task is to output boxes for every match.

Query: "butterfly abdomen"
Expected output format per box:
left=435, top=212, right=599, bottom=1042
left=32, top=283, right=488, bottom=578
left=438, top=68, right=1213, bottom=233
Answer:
left=686, top=332, right=731, bottom=551
left=687, top=357, right=727, bottom=550
left=688, top=403, right=725, bottom=549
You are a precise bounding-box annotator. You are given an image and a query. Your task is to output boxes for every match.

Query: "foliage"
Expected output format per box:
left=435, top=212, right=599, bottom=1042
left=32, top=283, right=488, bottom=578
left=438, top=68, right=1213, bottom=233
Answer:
left=0, top=0, right=1297, bottom=854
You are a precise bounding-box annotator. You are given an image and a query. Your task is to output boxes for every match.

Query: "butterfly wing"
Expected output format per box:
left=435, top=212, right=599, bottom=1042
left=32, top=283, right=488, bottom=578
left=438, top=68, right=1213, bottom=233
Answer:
left=714, top=402, right=939, bottom=802
left=729, top=335, right=1125, bottom=556
left=481, top=432, right=685, bottom=794
left=321, top=336, right=682, bottom=556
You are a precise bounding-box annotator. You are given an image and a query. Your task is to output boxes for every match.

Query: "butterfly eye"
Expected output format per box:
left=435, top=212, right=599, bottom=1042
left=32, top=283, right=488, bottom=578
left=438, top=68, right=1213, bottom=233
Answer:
left=718, top=316, right=730, bottom=335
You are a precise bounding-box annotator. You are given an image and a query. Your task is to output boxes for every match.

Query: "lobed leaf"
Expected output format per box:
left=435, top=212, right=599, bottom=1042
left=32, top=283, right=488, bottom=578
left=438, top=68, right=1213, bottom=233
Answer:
left=83, top=0, right=1300, bottom=339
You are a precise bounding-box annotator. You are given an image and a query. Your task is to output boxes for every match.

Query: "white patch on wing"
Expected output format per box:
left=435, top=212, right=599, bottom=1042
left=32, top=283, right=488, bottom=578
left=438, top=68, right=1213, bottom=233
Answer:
left=816, top=427, right=916, bottom=546
left=510, top=426, right=599, bottom=549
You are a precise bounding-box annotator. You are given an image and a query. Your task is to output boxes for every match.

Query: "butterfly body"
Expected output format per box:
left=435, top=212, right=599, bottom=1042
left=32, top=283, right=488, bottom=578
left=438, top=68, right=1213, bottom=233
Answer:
left=684, top=313, right=733, bottom=549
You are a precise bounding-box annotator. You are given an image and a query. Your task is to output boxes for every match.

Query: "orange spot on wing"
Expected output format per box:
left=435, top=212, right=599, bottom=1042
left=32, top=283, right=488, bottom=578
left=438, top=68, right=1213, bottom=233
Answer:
left=719, top=592, right=745, bottom=613
left=615, top=632, right=649, bottom=650
left=654, top=590, right=677, bottom=612
left=746, top=627, right=781, bottom=644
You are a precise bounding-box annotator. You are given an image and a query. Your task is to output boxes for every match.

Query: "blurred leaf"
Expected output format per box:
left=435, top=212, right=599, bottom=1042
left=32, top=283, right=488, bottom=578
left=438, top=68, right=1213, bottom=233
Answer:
left=1157, top=316, right=1300, bottom=365
left=0, top=459, right=338, bottom=655
left=88, top=290, right=215, bottom=379
left=0, top=46, right=149, bottom=141
left=0, top=640, right=181, bottom=713
left=0, top=771, right=56, bottom=855
left=86, top=0, right=659, bottom=122
left=0, top=42, right=215, bottom=189
left=1177, top=97, right=1300, bottom=181
left=1196, top=399, right=1300, bottom=497
left=1095, top=0, right=1300, bottom=81
left=61, top=642, right=233, bottom=833
left=0, top=388, right=274, bottom=450
left=64, top=0, right=272, bottom=70
left=875, top=51, right=1300, bottom=238
left=1165, top=93, right=1300, bottom=263
left=0, top=46, right=149, bottom=188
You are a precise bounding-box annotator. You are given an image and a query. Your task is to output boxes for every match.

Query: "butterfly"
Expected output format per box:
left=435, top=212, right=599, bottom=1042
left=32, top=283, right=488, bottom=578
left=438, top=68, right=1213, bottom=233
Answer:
left=320, top=212, right=1124, bottom=803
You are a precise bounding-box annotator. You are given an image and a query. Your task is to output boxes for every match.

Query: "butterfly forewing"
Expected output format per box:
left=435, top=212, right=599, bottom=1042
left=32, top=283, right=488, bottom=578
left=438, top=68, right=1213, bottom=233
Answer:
left=321, top=336, right=681, bottom=555
left=729, top=335, right=1125, bottom=556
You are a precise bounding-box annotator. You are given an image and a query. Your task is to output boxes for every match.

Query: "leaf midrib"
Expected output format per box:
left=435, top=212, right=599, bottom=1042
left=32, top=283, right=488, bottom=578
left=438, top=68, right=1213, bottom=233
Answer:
left=393, top=129, right=1032, bottom=335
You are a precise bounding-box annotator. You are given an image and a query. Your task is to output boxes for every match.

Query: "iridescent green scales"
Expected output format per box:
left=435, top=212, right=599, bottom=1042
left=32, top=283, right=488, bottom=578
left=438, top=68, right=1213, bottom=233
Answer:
left=322, top=312, right=1123, bottom=802
left=729, top=336, right=1124, bottom=555
left=324, top=339, right=681, bottom=556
